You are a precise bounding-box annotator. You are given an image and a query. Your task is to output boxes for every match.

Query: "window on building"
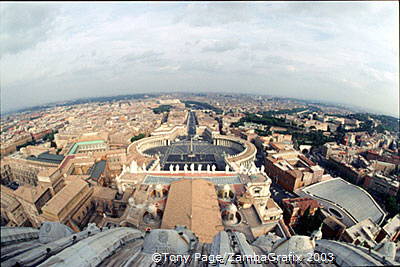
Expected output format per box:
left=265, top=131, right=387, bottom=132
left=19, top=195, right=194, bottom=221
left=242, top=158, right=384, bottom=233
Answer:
left=253, top=187, right=262, bottom=195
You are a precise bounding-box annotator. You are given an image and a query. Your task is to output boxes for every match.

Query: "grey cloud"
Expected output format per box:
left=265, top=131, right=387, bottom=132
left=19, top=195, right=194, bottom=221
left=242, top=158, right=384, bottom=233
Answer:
left=250, top=41, right=291, bottom=52
left=179, top=60, right=221, bottom=73
left=0, top=3, right=60, bottom=55
left=122, top=50, right=164, bottom=64
left=263, top=56, right=296, bottom=65
left=284, top=2, right=371, bottom=17
left=175, top=3, right=254, bottom=26
left=0, top=2, right=398, bottom=116
left=202, top=40, right=238, bottom=53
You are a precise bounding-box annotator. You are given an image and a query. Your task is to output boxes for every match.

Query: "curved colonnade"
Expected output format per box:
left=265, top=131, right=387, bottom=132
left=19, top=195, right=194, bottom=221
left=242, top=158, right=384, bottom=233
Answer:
left=213, top=134, right=257, bottom=171
left=116, top=130, right=259, bottom=194
left=126, top=127, right=181, bottom=170
left=126, top=131, right=257, bottom=173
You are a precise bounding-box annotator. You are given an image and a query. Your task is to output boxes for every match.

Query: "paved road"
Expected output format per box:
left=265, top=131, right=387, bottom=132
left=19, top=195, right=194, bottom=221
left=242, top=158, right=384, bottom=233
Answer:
left=187, top=111, right=197, bottom=137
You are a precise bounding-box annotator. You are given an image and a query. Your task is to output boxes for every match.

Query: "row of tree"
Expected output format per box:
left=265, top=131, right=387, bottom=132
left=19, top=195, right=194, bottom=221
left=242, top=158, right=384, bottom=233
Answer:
left=130, top=133, right=146, bottom=142
left=152, top=105, right=172, bottom=114
left=183, top=100, right=223, bottom=114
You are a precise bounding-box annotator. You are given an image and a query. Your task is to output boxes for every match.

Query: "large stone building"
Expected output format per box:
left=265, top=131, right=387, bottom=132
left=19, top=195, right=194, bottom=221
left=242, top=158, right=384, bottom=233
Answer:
left=41, top=179, right=94, bottom=231
left=363, top=173, right=399, bottom=197
left=1, top=153, right=61, bottom=186
left=265, top=150, right=326, bottom=192
left=0, top=185, right=29, bottom=227
left=14, top=184, right=53, bottom=227
left=281, top=197, right=321, bottom=227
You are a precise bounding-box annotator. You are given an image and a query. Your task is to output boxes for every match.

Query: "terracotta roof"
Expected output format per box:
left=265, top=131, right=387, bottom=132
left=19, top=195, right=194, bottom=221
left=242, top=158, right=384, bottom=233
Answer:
left=1, top=185, right=15, bottom=197
left=266, top=198, right=280, bottom=210
left=42, top=179, right=89, bottom=216
left=238, top=194, right=254, bottom=205
left=0, top=185, right=20, bottom=211
left=299, top=155, right=316, bottom=166
left=92, top=186, right=117, bottom=200
left=161, top=179, right=223, bottom=243
left=232, top=184, right=246, bottom=196
left=38, top=167, right=58, bottom=177
left=14, top=184, right=50, bottom=204
left=282, top=197, right=320, bottom=215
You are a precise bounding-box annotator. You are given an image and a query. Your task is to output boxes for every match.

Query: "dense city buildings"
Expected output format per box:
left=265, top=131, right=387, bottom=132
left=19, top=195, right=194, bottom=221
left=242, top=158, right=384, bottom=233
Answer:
left=1, top=0, right=399, bottom=265
left=1, top=93, right=399, bottom=266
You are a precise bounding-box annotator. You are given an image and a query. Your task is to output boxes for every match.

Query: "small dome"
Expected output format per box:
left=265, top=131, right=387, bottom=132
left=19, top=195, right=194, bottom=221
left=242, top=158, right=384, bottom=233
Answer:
left=143, top=229, right=193, bottom=254
left=273, top=235, right=315, bottom=257
left=155, top=184, right=163, bottom=191
left=146, top=204, right=157, bottom=213
left=39, top=222, right=74, bottom=244
left=252, top=232, right=281, bottom=252
left=226, top=204, right=238, bottom=213
left=128, top=197, right=135, bottom=207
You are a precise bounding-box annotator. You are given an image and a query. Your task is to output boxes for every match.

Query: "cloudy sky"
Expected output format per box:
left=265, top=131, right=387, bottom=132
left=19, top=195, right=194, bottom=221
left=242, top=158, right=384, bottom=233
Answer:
left=1, top=2, right=399, bottom=116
